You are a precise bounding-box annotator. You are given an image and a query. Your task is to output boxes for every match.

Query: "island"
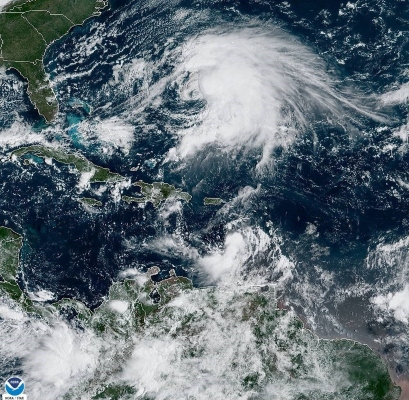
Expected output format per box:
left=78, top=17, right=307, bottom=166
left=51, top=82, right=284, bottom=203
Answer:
left=10, top=146, right=195, bottom=209
left=80, top=197, right=103, bottom=207
left=0, top=0, right=108, bottom=121
left=203, top=197, right=223, bottom=205
left=121, top=195, right=146, bottom=205
left=11, top=145, right=124, bottom=183
left=123, top=180, right=192, bottom=208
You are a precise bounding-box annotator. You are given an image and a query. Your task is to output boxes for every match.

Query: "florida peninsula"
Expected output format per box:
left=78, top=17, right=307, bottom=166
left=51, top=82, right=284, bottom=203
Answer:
left=0, top=0, right=107, bottom=121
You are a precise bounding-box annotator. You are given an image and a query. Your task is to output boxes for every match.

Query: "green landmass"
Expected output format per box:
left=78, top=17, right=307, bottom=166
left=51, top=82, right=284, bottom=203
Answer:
left=203, top=197, right=223, bottom=205
left=11, top=145, right=124, bottom=183
left=0, top=226, right=22, bottom=282
left=89, top=267, right=193, bottom=336
left=10, top=146, right=194, bottom=210
left=0, top=0, right=107, bottom=121
left=126, top=180, right=192, bottom=207
left=80, top=197, right=103, bottom=207
left=0, top=226, right=33, bottom=309
left=93, top=385, right=136, bottom=400
left=38, top=267, right=192, bottom=335
left=121, top=195, right=145, bottom=205
left=86, top=276, right=400, bottom=399
left=0, top=238, right=401, bottom=399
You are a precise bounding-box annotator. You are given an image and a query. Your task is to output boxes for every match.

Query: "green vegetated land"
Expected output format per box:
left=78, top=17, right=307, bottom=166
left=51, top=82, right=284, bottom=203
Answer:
left=11, top=145, right=195, bottom=208
left=203, top=197, right=223, bottom=205
left=60, top=270, right=401, bottom=400
left=123, top=180, right=192, bottom=208
left=0, top=226, right=33, bottom=308
left=80, top=197, right=103, bottom=207
left=11, top=145, right=124, bottom=183
left=0, top=0, right=107, bottom=121
left=0, top=230, right=402, bottom=399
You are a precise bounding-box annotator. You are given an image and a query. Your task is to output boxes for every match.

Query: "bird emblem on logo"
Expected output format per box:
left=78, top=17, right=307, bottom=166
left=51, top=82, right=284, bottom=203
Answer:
left=5, top=377, right=25, bottom=396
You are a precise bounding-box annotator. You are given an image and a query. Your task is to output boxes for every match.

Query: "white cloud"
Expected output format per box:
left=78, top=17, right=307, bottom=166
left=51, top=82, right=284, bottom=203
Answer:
left=121, top=337, right=184, bottom=395
left=158, top=200, right=183, bottom=222
left=110, top=58, right=149, bottom=90
left=24, top=324, right=100, bottom=399
left=28, top=289, right=55, bottom=302
left=0, top=0, right=13, bottom=11
left=0, top=315, right=102, bottom=400
left=365, top=235, right=409, bottom=326
left=199, top=226, right=294, bottom=287
left=166, top=28, right=382, bottom=168
left=380, top=83, right=409, bottom=145
left=108, top=300, right=129, bottom=313
left=77, top=170, right=94, bottom=190
left=0, top=303, right=25, bottom=321
left=76, top=118, right=135, bottom=155
left=381, top=82, right=409, bottom=105
left=146, top=234, right=200, bottom=261
left=372, top=285, right=409, bottom=324
left=110, top=178, right=131, bottom=203
left=199, top=232, right=247, bottom=283
left=0, top=121, right=45, bottom=151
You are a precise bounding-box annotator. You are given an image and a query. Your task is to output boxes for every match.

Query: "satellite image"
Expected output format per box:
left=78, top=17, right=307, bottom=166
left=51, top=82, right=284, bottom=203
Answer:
left=0, top=0, right=408, bottom=399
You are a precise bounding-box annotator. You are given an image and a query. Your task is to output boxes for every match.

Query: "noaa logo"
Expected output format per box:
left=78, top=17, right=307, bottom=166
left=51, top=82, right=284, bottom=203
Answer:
left=4, top=377, right=24, bottom=396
